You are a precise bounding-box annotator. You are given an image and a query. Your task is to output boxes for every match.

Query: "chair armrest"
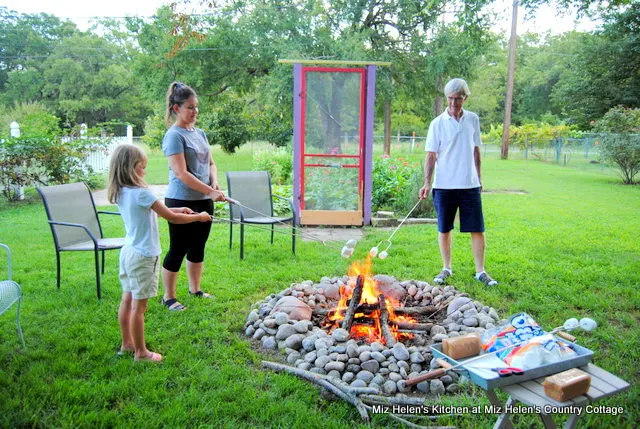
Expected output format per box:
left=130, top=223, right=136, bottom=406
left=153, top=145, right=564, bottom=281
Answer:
left=0, top=243, right=12, bottom=280
left=274, top=195, right=296, bottom=223
left=47, top=220, right=99, bottom=245
left=97, top=210, right=121, bottom=216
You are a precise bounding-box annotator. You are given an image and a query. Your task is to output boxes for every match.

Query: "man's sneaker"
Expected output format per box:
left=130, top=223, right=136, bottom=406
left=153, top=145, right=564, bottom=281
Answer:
left=477, top=272, right=498, bottom=286
left=433, top=269, right=452, bottom=284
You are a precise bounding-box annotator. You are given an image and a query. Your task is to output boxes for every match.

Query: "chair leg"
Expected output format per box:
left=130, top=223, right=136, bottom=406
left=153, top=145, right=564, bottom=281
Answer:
left=56, top=251, right=61, bottom=289
left=240, top=223, right=245, bottom=260
left=292, top=223, right=296, bottom=255
left=94, top=249, right=102, bottom=299
left=271, top=224, right=274, bottom=244
left=101, top=250, right=105, bottom=274
left=229, top=221, right=233, bottom=249
left=16, top=298, right=25, bottom=348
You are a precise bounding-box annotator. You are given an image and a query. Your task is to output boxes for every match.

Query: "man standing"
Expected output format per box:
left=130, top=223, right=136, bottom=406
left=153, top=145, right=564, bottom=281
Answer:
left=418, top=78, right=498, bottom=286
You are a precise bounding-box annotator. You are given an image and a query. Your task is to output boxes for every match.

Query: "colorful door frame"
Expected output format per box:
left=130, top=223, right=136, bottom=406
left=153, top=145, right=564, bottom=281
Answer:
left=289, top=61, right=383, bottom=226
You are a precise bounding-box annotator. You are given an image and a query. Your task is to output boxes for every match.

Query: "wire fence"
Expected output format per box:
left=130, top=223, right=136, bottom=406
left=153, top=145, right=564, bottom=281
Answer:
left=369, top=134, right=607, bottom=168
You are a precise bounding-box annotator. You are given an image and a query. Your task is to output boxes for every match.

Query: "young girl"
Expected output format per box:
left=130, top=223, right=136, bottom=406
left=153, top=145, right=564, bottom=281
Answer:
left=108, top=144, right=219, bottom=362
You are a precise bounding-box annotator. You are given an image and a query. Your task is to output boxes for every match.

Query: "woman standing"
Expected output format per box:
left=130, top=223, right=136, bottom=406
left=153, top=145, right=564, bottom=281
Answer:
left=161, top=82, right=225, bottom=311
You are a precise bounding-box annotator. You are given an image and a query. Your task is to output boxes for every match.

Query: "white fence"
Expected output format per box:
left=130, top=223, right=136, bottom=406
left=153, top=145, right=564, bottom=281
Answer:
left=83, top=136, right=128, bottom=173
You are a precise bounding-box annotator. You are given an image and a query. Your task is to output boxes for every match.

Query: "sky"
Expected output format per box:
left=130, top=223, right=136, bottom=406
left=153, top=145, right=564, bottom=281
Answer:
left=1, top=0, right=600, bottom=35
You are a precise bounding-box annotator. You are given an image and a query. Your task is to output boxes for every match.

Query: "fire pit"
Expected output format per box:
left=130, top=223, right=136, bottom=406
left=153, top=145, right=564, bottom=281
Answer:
left=245, top=258, right=505, bottom=396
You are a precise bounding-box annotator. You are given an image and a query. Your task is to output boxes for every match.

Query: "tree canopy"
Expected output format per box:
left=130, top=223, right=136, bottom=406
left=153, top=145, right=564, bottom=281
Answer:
left=0, top=0, right=638, bottom=147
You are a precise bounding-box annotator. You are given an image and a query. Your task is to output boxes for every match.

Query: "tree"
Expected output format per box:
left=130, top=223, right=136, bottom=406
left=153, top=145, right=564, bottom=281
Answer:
left=593, top=106, right=640, bottom=184
left=550, top=7, right=640, bottom=128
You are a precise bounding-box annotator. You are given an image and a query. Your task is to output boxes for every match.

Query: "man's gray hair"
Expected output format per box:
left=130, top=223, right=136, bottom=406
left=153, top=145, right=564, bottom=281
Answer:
left=444, top=78, right=470, bottom=98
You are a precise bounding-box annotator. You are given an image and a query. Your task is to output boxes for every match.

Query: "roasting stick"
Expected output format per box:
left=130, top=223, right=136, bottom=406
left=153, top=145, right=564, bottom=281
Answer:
left=217, top=197, right=359, bottom=251
left=214, top=217, right=346, bottom=251
left=370, top=200, right=422, bottom=259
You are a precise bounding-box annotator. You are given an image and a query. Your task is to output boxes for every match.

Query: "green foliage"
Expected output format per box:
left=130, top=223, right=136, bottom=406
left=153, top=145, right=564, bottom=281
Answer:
left=593, top=106, right=640, bottom=184
left=507, top=123, right=572, bottom=150
left=141, top=111, right=166, bottom=150
left=252, top=147, right=293, bottom=186
left=203, top=99, right=251, bottom=154
left=0, top=136, right=107, bottom=201
left=304, top=167, right=360, bottom=211
left=0, top=102, right=61, bottom=139
left=392, top=163, right=436, bottom=218
left=372, top=155, right=432, bottom=216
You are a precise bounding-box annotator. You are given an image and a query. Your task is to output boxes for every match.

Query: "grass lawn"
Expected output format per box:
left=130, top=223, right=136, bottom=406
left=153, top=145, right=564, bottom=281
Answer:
left=0, top=145, right=638, bottom=428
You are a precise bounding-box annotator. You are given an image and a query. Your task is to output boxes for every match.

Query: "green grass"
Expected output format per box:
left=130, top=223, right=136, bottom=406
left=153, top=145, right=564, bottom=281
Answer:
left=0, top=148, right=638, bottom=428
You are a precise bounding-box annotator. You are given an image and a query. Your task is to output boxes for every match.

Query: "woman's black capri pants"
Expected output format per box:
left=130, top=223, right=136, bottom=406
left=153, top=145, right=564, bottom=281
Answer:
left=162, top=198, right=214, bottom=272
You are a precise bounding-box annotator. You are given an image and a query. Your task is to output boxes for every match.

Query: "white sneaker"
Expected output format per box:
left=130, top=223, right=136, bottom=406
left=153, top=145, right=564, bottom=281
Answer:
left=477, top=272, right=498, bottom=286
left=433, top=269, right=451, bottom=284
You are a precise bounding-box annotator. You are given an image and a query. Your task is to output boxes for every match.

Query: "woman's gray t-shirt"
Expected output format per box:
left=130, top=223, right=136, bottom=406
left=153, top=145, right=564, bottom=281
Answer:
left=162, top=125, right=211, bottom=201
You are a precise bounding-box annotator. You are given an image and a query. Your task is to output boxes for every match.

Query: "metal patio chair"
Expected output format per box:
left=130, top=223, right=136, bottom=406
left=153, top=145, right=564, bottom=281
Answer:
left=0, top=243, right=25, bottom=348
left=226, top=171, right=295, bottom=259
left=37, top=182, right=125, bottom=299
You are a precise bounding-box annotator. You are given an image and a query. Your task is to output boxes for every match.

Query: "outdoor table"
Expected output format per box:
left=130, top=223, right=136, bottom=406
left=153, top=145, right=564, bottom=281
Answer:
left=486, top=363, right=630, bottom=429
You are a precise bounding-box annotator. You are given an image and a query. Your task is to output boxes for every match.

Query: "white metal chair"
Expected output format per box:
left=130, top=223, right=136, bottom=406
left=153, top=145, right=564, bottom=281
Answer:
left=226, top=171, right=295, bottom=259
left=0, top=243, right=25, bottom=348
left=37, top=182, right=125, bottom=299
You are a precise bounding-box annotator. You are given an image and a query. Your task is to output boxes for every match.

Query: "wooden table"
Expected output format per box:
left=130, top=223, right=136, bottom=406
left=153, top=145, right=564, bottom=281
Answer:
left=485, top=363, right=630, bottom=429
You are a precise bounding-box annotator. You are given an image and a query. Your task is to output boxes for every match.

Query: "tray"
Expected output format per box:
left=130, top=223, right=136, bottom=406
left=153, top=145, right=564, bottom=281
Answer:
left=431, top=338, right=594, bottom=390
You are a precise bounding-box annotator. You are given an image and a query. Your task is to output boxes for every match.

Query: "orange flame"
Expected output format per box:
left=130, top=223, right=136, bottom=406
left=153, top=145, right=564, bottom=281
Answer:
left=325, top=256, right=417, bottom=343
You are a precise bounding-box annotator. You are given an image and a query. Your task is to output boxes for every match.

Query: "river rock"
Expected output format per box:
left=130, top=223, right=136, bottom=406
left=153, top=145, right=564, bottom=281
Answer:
left=332, top=328, right=350, bottom=342
left=361, top=359, right=380, bottom=373
left=430, top=379, right=445, bottom=395
left=271, top=296, right=312, bottom=321
left=391, top=343, right=410, bottom=361
left=383, top=380, right=398, bottom=394
left=356, top=370, right=375, bottom=383
left=262, top=336, right=277, bottom=350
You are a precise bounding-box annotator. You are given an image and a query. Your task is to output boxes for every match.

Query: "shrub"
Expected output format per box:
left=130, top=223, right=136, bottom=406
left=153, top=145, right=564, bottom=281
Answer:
left=593, top=106, right=640, bottom=184
left=0, top=136, right=107, bottom=201
left=253, top=147, right=293, bottom=185
left=0, top=102, right=61, bottom=139
left=142, top=111, right=166, bottom=150
left=372, top=155, right=434, bottom=217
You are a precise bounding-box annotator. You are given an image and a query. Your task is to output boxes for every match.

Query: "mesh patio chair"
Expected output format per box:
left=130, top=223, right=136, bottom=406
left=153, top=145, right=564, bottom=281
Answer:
left=226, top=171, right=295, bottom=259
left=0, top=243, right=25, bottom=348
left=37, top=182, right=125, bottom=299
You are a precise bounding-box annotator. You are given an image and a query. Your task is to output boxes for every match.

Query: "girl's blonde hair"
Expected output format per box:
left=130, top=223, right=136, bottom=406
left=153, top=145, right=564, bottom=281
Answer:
left=107, top=144, right=148, bottom=204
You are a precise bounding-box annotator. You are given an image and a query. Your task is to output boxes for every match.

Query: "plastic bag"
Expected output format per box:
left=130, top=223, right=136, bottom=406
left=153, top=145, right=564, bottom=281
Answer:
left=481, top=312, right=577, bottom=370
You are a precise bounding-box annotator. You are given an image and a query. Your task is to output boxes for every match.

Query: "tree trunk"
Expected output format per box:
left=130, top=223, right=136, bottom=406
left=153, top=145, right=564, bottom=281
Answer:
left=434, top=74, right=444, bottom=116
left=502, top=0, right=519, bottom=160
left=383, top=101, right=391, bottom=156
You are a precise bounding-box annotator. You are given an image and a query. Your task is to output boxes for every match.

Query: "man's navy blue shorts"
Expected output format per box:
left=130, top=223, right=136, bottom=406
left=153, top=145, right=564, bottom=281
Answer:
left=432, top=187, right=485, bottom=233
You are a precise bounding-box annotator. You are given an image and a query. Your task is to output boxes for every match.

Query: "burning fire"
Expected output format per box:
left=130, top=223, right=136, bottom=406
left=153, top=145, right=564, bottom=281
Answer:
left=326, top=256, right=416, bottom=344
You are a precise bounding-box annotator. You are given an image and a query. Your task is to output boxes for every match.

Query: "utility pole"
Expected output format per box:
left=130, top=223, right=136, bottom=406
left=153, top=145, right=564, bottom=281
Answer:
left=501, top=0, right=519, bottom=160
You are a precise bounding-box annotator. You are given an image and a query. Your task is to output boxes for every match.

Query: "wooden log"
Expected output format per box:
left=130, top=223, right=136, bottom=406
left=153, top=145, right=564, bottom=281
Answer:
left=395, top=329, right=429, bottom=334
left=261, top=360, right=370, bottom=421
left=341, top=275, right=364, bottom=333
left=393, top=306, right=438, bottom=316
left=314, top=305, right=437, bottom=317
left=393, top=321, right=433, bottom=331
left=378, top=294, right=396, bottom=347
left=360, top=394, right=427, bottom=406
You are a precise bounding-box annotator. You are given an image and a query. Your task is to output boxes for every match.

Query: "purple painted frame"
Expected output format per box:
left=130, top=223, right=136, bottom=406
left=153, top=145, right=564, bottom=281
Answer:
left=291, top=63, right=377, bottom=225
left=292, top=63, right=302, bottom=224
